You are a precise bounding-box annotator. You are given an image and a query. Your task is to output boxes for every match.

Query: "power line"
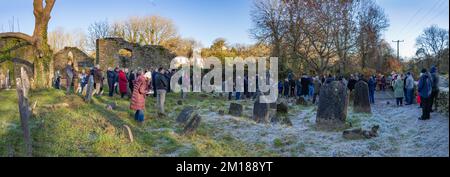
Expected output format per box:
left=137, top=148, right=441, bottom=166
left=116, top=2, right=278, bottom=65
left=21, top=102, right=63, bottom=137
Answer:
left=395, top=4, right=424, bottom=37
left=404, top=0, right=449, bottom=40
left=402, top=0, right=446, bottom=38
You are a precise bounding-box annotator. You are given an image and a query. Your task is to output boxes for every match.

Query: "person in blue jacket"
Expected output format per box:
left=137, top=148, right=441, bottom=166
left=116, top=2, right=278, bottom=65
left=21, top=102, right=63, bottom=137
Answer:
left=418, top=69, right=433, bottom=120
left=278, top=80, right=283, bottom=96
left=368, top=75, right=376, bottom=104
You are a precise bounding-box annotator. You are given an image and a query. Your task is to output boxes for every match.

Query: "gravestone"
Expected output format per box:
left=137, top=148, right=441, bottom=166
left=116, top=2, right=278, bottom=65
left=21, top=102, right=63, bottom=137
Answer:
left=183, top=114, right=201, bottom=135
left=84, top=75, right=94, bottom=102
left=176, top=107, right=201, bottom=135
left=0, top=72, right=5, bottom=89
left=176, top=107, right=195, bottom=123
left=277, top=102, right=289, bottom=114
left=253, top=100, right=270, bottom=123
left=296, top=97, right=308, bottom=106
left=229, top=103, right=243, bottom=117
left=123, top=125, right=134, bottom=143
left=6, top=69, right=10, bottom=89
left=353, top=81, right=371, bottom=113
left=15, top=67, right=32, bottom=156
left=316, top=81, right=348, bottom=129
left=343, top=125, right=379, bottom=140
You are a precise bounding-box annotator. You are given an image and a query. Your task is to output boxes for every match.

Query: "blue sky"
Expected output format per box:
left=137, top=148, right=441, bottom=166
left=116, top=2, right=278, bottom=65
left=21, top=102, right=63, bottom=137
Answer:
left=0, top=0, right=448, bottom=58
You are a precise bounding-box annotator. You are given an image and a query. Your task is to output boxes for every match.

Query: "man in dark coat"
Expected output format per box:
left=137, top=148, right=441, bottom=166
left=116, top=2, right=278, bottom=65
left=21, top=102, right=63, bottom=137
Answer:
left=429, top=66, right=440, bottom=112
left=154, top=67, right=169, bottom=116
left=418, top=69, right=433, bottom=120
left=300, top=74, right=310, bottom=97
left=106, top=67, right=116, bottom=97
left=347, top=75, right=357, bottom=92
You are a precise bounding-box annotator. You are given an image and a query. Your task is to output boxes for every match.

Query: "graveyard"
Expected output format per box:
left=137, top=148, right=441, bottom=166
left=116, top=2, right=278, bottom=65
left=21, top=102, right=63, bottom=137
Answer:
left=0, top=0, right=449, bottom=158
left=0, top=86, right=448, bottom=157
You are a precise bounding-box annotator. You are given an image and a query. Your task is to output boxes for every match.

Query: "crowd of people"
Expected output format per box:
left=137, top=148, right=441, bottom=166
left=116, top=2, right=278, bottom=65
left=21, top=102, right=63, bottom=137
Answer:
left=55, top=61, right=177, bottom=123
left=276, top=66, right=440, bottom=120
left=55, top=60, right=441, bottom=123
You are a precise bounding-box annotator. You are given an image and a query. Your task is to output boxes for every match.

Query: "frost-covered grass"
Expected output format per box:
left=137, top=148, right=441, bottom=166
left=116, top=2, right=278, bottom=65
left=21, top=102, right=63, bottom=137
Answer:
left=0, top=89, right=448, bottom=157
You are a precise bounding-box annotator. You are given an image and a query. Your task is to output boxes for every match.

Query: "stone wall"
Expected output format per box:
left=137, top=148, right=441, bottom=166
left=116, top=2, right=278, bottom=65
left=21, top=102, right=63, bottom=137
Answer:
left=0, top=37, right=36, bottom=86
left=96, top=38, right=176, bottom=70
left=437, top=87, right=448, bottom=116
left=53, top=47, right=94, bottom=74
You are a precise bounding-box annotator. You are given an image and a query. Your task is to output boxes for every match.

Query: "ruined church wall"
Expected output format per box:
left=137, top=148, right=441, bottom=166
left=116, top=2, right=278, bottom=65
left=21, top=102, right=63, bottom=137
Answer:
left=96, top=38, right=175, bottom=71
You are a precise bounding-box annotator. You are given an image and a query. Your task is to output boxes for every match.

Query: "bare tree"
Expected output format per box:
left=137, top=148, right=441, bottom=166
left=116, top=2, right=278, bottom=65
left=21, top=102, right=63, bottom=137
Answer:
left=110, top=15, right=179, bottom=46
left=88, top=20, right=112, bottom=51
left=48, top=27, right=88, bottom=53
left=141, top=15, right=178, bottom=45
left=250, top=0, right=288, bottom=72
left=416, top=25, right=449, bottom=69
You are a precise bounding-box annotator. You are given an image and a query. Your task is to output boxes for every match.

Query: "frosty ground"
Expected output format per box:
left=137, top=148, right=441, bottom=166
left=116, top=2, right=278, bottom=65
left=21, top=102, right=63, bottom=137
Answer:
left=190, top=91, right=449, bottom=157
left=0, top=89, right=448, bottom=157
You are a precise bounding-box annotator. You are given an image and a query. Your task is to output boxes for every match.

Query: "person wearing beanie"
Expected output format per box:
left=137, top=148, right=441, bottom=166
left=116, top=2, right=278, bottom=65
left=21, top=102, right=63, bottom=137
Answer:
left=429, top=66, right=440, bottom=112
left=418, top=68, right=432, bottom=120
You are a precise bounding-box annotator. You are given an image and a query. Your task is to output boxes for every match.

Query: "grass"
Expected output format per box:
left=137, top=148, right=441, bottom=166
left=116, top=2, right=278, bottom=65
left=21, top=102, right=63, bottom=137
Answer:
left=0, top=88, right=261, bottom=157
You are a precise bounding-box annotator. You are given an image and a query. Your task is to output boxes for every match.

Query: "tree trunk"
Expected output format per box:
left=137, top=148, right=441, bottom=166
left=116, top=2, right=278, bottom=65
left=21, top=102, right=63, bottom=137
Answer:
left=31, top=0, right=56, bottom=88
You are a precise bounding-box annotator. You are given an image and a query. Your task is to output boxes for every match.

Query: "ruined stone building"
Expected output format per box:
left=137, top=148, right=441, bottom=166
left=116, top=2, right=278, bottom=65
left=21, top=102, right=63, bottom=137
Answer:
left=53, top=47, right=94, bottom=73
left=96, top=38, right=175, bottom=70
left=0, top=37, right=36, bottom=87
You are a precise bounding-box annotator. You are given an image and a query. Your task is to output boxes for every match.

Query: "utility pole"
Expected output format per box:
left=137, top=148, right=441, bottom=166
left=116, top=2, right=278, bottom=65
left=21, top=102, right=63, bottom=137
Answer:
left=392, top=40, right=404, bottom=60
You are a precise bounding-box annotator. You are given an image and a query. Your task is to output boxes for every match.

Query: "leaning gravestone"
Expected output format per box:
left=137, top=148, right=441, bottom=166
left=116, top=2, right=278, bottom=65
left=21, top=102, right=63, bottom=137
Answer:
left=229, top=103, right=243, bottom=117
left=253, top=99, right=270, bottom=123
left=316, top=81, right=348, bottom=129
left=353, top=81, right=371, bottom=113
left=176, top=107, right=201, bottom=135
left=84, top=75, right=94, bottom=102
left=16, top=67, right=32, bottom=156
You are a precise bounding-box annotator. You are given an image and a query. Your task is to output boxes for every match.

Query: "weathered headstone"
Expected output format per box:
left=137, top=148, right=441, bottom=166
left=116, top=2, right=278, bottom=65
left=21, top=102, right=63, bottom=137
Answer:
left=277, top=102, right=289, bottom=114
left=6, top=69, right=10, bottom=89
left=343, top=125, right=379, bottom=140
left=229, top=103, right=243, bottom=117
left=0, top=71, right=5, bottom=89
left=176, top=107, right=201, bottom=135
left=123, top=125, right=134, bottom=143
left=296, top=97, right=308, bottom=106
left=183, top=114, right=201, bottom=135
left=253, top=100, right=270, bottom=123
left=316, top=81, right=349, bottom=129
left=15, top=67, right=32, bottom=156
left=353, top=81, right=371, bottom=113
left=84, top=75, right=94, bottom=102
left=106, top=102, right=117, bottom=110
left=176, top=107, right=195, bottom=123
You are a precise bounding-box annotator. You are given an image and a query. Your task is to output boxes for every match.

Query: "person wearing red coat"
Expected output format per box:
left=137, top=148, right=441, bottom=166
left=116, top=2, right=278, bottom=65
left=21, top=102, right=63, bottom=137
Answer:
left=118, top=69, right=128, bottom=98
left=130, top=71, right=151, bottom=122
